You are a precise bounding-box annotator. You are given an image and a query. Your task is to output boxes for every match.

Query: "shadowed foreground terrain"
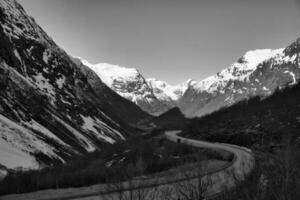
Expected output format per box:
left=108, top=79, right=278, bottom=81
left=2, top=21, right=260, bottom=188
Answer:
left=0, top=133, right=228, bottom=197
left=0, top=131, right=255, bottom=200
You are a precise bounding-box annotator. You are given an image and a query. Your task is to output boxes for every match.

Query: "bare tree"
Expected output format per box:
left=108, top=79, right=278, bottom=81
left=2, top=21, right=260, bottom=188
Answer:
left=219, top=134, right=300, bottom=200
left=262, top=137, right=299, bottom=200
left=102, top=181, right=127, bottom=200
left=132, top=179, right=152, bottom=200
left=174, top=165, right=212, bottom=200
left=102, top=174, right=158, bottom=200
left=159, top=185, right=177, bottom=200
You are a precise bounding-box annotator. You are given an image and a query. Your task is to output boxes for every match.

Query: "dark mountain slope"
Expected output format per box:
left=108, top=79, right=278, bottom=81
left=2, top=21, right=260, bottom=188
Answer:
left=144, top=107, right=190, bottom=130
left=0, top=0, right=149, bottom=170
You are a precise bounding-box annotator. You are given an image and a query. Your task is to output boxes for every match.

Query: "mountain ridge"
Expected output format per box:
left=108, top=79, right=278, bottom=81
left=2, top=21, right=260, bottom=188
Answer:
left=179, top=43, right=299, bottom=117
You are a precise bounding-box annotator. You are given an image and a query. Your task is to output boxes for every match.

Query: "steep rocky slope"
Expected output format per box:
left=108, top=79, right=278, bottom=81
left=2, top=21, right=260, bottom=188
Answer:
left=0, top=0, right=149, bottom=170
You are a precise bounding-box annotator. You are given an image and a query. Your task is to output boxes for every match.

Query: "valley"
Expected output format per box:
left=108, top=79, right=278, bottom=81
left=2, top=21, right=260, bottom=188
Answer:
left=0, top=0, right=299, bottom=199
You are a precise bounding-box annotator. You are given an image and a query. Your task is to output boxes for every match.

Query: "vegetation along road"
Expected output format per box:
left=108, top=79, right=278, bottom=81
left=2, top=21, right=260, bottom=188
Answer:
left=0, top=130, right=255, bottom=200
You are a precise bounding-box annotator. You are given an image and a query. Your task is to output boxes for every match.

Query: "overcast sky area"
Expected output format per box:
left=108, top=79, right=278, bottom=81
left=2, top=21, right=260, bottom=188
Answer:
left=18, top=0, right=300, bottom=84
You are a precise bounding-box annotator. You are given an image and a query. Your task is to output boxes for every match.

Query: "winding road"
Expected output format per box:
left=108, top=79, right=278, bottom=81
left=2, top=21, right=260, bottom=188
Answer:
left=165, top=130, right=255, bottom=198
left=0, top=130, right=255, bottom=200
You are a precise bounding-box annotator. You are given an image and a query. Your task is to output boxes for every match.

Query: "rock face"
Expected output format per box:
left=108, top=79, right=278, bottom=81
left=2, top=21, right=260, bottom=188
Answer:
left=79, top=59, right=192, bottom=116
left=178, top=42, right=300, bottom=117
left=0, top=0, right=149, bottom=170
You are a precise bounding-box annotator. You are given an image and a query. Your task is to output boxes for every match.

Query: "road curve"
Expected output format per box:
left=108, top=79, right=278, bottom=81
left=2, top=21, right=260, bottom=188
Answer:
left=0, top=130, right=255, bottom=200
left=165, top=130, right=255, bottom=197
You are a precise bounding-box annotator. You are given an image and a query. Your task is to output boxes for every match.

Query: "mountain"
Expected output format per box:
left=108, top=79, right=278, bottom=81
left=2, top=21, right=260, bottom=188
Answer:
left=79, top=58, right=192, bottom=116
left=178, top=41, right=300, bottom=117
left=71, top=58, right=151, bottom=125
left=144, top=107, right=190, bottom=130
left=0, top=0, right=149, bottom=170
left=181, top=75, right=300, bottom=148
left=146, top=78, right=195, bottom=107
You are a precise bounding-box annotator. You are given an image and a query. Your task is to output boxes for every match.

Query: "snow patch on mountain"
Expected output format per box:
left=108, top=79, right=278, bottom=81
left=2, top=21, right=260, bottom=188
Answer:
left=13, top=49, right=21, bottom=61
left=284, top=71, right=296, bottom=85
left=56, top=76, right=66, bottom=89
left=80, top=115, right=125, bottom=144
left=0, top=137, right=38, bottom=170
left=51, top=115, right=96, bottom=153
left=0, top=114, right=63, bottom=169
left=22, top=120, right=69, bottom=147
left=43, top=49, right=51, bottom=64
left=32, top=73, right=56, bottom=103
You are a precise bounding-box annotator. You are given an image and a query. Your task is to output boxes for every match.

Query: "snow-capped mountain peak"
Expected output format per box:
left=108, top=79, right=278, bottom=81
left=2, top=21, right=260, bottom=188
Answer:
left=179, top=42, right=300, bottom=117
left=239, top=49, right=284, bottom=70
left=193, top=48, right=284, bottom=93
left=77, top=58, right=194, bottom=115
left=146, top=78, right=190, bottom=102
left=78, top=58, right=141, bottom=88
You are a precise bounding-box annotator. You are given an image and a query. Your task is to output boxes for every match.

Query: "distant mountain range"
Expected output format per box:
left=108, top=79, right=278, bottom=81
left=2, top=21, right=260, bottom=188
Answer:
left=78, top=58, right=195, bottom=115
left=79, top=40, right=300, bottom=117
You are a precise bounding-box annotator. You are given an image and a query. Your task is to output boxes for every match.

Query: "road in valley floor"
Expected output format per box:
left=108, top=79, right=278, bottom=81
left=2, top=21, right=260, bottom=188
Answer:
left=0, top=130, right=255, bottom=200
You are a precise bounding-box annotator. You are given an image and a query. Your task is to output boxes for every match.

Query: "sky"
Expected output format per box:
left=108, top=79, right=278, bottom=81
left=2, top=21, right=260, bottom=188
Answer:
left=18, top=0, right=300, bottom=85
